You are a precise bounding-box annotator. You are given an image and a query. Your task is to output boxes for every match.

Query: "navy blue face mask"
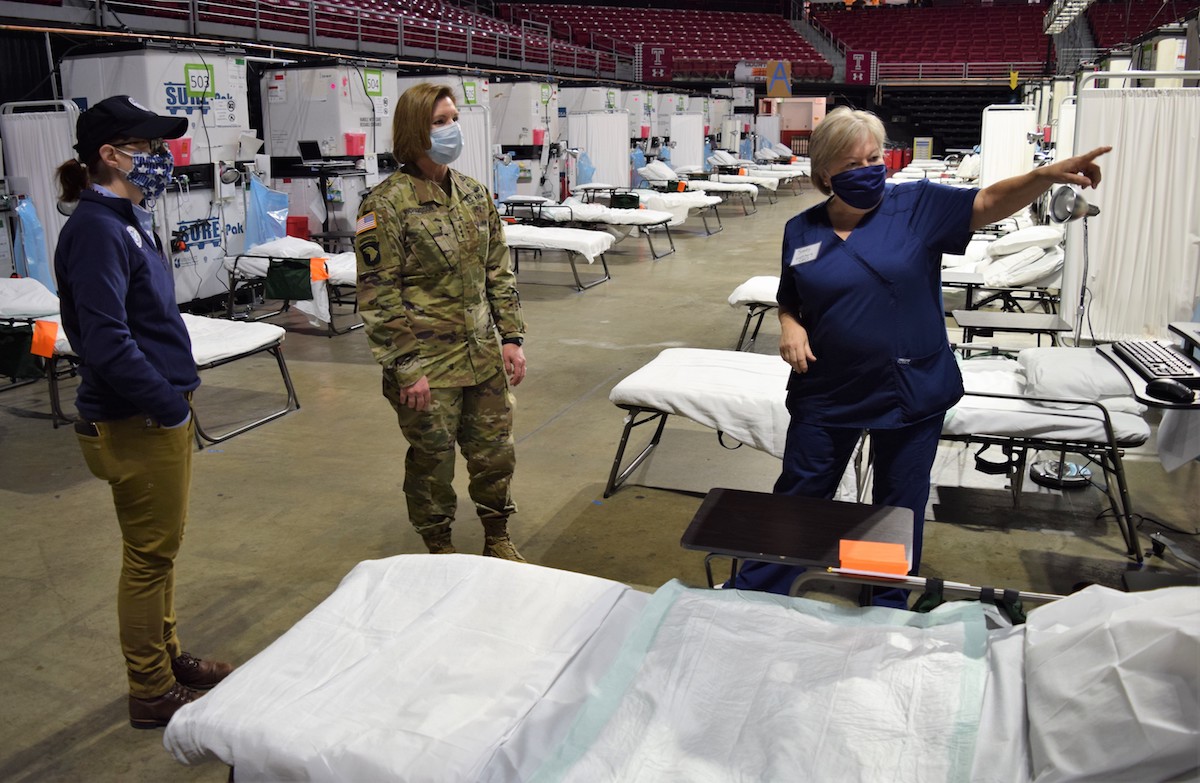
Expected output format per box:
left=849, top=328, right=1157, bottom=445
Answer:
left=829, top=163, right=887, bottom=210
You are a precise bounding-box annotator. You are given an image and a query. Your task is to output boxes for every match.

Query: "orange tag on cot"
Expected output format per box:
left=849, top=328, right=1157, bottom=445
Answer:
left=738, top=167, right=747, bottom=176
left=31, top=319, right=58, bottom=358
left=675, top=181, right=686, bottom=192
left=310, top=257, right=330, bottom=281
left=839, top=540, right=909, bottom=575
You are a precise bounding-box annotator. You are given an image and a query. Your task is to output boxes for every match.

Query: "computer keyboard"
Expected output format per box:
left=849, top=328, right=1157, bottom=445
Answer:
left=1112, top=340, right=1200, bottom=387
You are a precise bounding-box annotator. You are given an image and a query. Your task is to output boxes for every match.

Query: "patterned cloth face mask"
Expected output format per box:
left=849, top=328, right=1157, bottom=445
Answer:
left=115, top=142, right=175, bottom=204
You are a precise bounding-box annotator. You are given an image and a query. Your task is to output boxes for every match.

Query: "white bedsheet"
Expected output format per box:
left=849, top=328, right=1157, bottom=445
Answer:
left=42, top=313, right=284, bottom=365
left=165, top=555, right=649, bottom=782
left=629, top=190, right=722, bottom=226
left=946, top=358, right=1149, bottom=445
left=609, top=348, right=791, bottom=458
left=0, top=277, right=59, bottom=318
left=728, top=275, right=779, bottom=308
left=502, top=224, right=614, bottom=264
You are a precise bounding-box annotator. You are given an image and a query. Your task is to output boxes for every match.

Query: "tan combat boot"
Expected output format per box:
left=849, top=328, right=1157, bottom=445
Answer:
left=481, top=519, right=526, bottom=562
left=420, top=524, right=455, bottom=554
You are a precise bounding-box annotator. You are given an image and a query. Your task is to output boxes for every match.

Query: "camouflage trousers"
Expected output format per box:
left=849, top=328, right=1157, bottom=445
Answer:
left=388, top=370, right=517, bottom=536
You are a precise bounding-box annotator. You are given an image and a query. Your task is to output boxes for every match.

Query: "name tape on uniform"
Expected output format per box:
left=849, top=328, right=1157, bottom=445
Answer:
left=790, top=242, right=821, bottom=266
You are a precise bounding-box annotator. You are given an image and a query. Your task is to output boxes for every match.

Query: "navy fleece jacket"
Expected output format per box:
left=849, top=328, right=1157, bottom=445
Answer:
left=54, top=189, right=199, bottom=425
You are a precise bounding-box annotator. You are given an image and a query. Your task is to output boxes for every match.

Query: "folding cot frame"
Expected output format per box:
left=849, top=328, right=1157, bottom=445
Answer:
left=42, top=339, right=300, bottom=448
left=508, top=244, right=611, bottom=291
left=224, top=254, right=365, bottom=337
left=603, top=356, right=1145, bottom=562
left=499, top=200, right=676, bottom=260
left=577, top=185, right=724, bottom=236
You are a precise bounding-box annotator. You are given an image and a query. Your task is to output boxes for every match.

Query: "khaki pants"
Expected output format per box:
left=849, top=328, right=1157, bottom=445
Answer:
left=76, top=414, right=193, bottom=698
left=391, top=371, right=517, bottom=535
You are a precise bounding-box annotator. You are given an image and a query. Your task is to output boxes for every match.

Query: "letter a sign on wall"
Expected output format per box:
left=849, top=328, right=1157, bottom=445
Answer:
left=766, top=60, right=792, bottom=98
left=845, top=50, right=876, bottom=85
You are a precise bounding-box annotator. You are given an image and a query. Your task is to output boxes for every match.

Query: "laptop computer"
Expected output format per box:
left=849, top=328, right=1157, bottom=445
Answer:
left=298, top=140, right=326, bottom=165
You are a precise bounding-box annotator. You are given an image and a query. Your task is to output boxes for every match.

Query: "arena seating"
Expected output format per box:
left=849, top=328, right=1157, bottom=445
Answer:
left=500, top=4, right=834, bottom=79
left=1087, top=0, right=1199, bottom=49
left=812, top=3, right=1050, bottom=66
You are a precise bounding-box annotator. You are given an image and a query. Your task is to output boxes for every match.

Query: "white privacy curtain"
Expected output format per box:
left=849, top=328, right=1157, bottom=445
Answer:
left=0, top=101, right=80, bottom=288
left=756, top=115, right=781, bottom=148
left=1065, top=87, right=1200, bottom=342
left=567, top=111, right=631, bottom=188
left=456, top=105, right=493, bottom=194
left=979, top=104, right=1036, bottom=188
left=668, top=113, right=705, bottom=171
left=1055, top=97, right=1076, bottom=160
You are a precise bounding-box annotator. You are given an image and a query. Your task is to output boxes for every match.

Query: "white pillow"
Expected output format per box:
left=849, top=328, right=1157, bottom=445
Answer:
left=641, top=160, right=678, bottom=181
left=1018, top=347, right=1132, bottom=402
left=986, top=225, right=1063, bottom=258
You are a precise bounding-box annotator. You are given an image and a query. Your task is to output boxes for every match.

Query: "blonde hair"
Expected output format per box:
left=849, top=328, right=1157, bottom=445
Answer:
left=809, top=107, right=887, bottom=196
left=392, top=82, right=456, bottom=166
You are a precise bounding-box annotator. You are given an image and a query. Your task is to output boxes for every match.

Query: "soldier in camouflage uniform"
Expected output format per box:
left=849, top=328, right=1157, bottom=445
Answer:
left=354, top=82, right=528, bottom=560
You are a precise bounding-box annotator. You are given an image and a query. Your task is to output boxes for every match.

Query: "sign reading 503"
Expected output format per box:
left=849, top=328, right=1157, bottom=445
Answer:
left=184, top=64, right=216, bottom=98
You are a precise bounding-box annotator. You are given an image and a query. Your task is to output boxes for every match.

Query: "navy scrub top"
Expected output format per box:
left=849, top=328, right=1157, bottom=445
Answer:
left=777, top=179, right=979, bottom=429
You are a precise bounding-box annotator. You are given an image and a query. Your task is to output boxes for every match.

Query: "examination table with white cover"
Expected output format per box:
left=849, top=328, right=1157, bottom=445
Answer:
left=162, top=554, right=1200, bottom=782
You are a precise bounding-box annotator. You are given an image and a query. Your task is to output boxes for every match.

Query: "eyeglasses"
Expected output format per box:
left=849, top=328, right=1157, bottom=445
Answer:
left=110, top=138, right=170, bottom=155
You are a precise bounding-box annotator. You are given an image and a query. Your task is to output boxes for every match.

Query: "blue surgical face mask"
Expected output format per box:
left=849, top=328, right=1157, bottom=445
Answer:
left=427, top=122, right=463, bottom=166
left=116, top=147, right=174, bottom=204
left=829, top=163, right=887, bottom=210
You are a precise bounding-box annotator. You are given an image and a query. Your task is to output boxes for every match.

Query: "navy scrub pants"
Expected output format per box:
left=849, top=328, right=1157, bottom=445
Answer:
left=731, top=413, right=944, bottom=605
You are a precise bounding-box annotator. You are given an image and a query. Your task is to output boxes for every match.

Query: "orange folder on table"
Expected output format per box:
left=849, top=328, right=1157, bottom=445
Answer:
left=839, top=539, right=909, bottom=575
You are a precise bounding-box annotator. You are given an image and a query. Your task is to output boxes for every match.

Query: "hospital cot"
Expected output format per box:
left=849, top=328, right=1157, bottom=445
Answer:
left=637, top=160, right=760, bottom=215
left=575, top=184, right=725, bottom=236
left=225, top=236, right=364, bottom=336
left=500, top=196, right=677, bottom=259
left=162, top=554, right=1200, bottom=783
left=0, top=278, right=299, bottom=445
left=603, top=347, right=1150, bottom=561
left=501, top=223, right=615, bottom=291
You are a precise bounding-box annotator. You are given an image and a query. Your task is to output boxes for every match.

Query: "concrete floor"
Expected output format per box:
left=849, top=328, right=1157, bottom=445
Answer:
left=1, top=188, right=1196, bottom=781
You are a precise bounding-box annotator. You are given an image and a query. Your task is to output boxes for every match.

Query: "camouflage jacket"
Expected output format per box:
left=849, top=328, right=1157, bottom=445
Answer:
left=355, top=167, right=524, bottom=388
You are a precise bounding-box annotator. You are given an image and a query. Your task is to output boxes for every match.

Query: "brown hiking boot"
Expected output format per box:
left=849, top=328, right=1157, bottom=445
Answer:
left=129, top=682, right=202, bottom=730
left=420, top=525, right=455, bottom=554
left=481, top=520, right=526, bottom=562
left=172, top=652, right=233, bottom=691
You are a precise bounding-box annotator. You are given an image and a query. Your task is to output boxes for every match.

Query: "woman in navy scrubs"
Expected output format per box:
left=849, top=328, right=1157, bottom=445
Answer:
left=733, top=108, right=1109, bottom=602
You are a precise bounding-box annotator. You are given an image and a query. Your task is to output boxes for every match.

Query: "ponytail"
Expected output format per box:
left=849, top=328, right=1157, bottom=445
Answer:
left=56, top=158, right=91, bottom=203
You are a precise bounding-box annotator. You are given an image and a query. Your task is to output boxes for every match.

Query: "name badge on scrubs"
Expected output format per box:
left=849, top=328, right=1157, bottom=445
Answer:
left=790, top=242, right=821, bottom=266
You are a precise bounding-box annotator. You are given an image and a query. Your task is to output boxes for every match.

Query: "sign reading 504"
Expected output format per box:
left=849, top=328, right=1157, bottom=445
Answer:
left=364, top=69, right=383, bottom=97
left=184, top=64, right=216, bottom=99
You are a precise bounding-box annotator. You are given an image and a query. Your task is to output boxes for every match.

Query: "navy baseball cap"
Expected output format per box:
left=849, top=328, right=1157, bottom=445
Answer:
left=74, top=95, right=188, bottom=161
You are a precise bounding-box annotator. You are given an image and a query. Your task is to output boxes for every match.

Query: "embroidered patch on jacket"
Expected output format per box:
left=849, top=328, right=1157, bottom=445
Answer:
left=356, top=212, right=377, bottom=234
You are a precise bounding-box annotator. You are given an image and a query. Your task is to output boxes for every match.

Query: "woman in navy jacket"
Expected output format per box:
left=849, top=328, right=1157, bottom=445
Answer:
left=732, top=108, right=1109, bottom=602
left=54, top=95, right=232, bottom=728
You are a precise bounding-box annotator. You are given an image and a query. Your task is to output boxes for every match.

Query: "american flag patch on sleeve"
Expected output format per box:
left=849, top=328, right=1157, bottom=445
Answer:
left=355, top=212, right=377, bottom=234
